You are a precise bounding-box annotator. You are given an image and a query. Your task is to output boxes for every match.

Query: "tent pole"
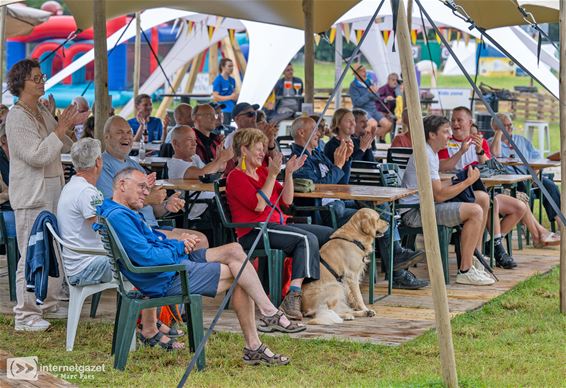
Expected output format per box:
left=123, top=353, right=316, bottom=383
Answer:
left=183, top=52, right=204, bottom=94
left=559, top=0, right=566, bottom=314
left=303, top=0, right=314, bottom=104
left=407, top=0, right=413, bottom=30
left=231, top=35, right=247, bottom=74
left=209, top=42, right=218, bottom=83
left=133, top=12, right=141, bottom=99
left=93, top=0, right=109, bottom=143
left=334, top=24, right=342, bottom=109
left=0, top=6, right=6, bottom=105
left=394, top=0, right=458, bottom=386
left=155, top=61, right=190, bottom=120
left=222, top=37, right=242, bottom=90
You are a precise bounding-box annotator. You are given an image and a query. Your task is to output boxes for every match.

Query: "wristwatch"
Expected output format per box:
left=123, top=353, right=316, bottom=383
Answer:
left=476, top=149, right=485, bottom=156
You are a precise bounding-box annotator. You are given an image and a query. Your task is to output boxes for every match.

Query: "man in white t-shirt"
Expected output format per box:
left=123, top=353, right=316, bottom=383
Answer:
left=400, top=115, right=494, bottom=286
left=57, top=138, right=110, bottom=286
left=168, top=126, right=233, bottom=219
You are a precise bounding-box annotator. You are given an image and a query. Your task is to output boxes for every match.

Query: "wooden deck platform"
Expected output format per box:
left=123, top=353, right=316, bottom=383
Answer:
left=0, top=244, right=559, bottom=348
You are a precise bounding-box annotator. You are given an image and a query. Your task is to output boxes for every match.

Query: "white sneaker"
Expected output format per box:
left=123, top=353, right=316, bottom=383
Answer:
left=473, top=257, right=488, bottom=276
left=456, top=267, right=495, bottom=286
left=15, top=317, right=51, bottom=332
left=415, top=234, right=425, bottom=251
left=44, top=305, right=68, bottom=319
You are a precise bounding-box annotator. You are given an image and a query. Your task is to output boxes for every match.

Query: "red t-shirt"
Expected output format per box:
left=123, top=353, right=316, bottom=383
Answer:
left=226, top=167, right=289, bottom=238
left=391, top=132, right=412, bottom=148
left=438, top=136, right=491, bottom=170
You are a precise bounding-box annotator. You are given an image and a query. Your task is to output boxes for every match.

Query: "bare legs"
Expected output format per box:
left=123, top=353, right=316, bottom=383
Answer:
left=458, top=202, right=485, bottom=271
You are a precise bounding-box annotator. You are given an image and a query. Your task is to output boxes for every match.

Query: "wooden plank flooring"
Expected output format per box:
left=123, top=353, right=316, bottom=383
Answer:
left=0, top=244, right=559, bottom=349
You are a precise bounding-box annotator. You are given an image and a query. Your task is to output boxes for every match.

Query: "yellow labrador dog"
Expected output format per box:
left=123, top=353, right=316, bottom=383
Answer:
left=302, top=208, right=389, bottom=325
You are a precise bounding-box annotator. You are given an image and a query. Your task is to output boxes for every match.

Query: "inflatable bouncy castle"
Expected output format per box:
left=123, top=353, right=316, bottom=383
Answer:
left=7, top=14, right=177, bottom=107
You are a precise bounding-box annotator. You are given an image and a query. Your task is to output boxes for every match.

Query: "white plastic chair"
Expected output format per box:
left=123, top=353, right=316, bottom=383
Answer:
left=46, top=222, right=119, bottom=351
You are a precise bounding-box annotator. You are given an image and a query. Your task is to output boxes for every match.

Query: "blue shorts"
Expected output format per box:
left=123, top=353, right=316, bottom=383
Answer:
left=164, top=249, right=220, bottom=298
left=68, top=256, right=112, bottom=287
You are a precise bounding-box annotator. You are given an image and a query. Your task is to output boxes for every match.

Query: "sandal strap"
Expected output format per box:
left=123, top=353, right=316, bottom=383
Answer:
left=243, top=343, right=289, bottom=365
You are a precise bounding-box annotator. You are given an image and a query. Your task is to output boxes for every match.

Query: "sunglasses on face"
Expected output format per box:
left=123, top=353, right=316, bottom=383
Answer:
left=238, top=111, right=257, bottom=118
left=26, top=74, right=48, bottom=84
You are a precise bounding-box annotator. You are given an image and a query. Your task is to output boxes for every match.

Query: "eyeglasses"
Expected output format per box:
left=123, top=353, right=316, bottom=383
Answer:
left=26, top=74, right=48, bottom=84
left=238, top=111, right=257, bottom=118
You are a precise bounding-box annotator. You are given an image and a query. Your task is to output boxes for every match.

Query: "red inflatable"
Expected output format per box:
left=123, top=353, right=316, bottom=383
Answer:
left=9, top=15, right=127, bottom=43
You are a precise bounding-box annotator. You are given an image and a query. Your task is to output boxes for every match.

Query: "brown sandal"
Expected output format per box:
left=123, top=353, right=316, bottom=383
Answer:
left=243, top=343, right=290, bottom=366
left=258, top=310, right=306, bottom=333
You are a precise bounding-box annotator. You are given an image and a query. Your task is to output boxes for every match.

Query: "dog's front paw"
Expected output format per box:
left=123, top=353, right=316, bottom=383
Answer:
left=365, top=309, right=376, bottom=317
left=344, top=314, right=355, bottom=321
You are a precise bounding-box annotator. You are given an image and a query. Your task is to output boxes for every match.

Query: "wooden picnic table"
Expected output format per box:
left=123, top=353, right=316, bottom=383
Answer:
left=294, top=184, right=417, bottom=204
left=497, top=158, right=560, bottom=170
left=156, top=179, right=213, bottom=192
left=61, top=154, right=169, bottom=169
left=481, top=174, right=531, bottom=188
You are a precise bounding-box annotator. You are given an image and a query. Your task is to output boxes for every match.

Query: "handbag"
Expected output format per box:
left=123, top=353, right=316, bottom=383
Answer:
left=447, top=168, right=487, bottom=203
left=293, top=178, right=315, bottom=193
left=477, top=158, right=508, bottom=178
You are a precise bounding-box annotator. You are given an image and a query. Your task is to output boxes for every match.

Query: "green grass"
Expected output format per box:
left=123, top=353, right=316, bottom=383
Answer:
left=1, top=268, right=564, bottom=386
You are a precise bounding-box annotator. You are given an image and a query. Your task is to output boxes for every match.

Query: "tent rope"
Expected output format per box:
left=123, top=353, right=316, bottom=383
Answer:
left=141, top=29, right=175, bottom=92
left=177, top=0, right=387, bottom=386
left=80, top=15, right=136, bottom=97
left=418, top=0, right=566, bottom=226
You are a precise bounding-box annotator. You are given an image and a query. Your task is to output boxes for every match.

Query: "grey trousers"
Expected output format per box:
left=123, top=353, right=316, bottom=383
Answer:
left=13, top=177, right=64, bottom=323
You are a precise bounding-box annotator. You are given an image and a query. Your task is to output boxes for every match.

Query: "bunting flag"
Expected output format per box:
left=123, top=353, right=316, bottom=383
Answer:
left=207, top=25, right=215, bottom=40
left=355, top=29, right=364, bottom=44
left=342, top=23, right=351, bottom=43
left=456, top=30, right=461, bottom=42
left=228, top=28, right=236, bottom=44
left=382, top=30, right=390, bottom=45
left=314, top=33, right=321, bottom=46
left=411, top=29, right=417, bottom=45
left=188, top=20, right=194, bottom=34
left=464, top=33, right=470, bottom=46
left=328, top=27, right=336, bottom=44
left=435, top=32, right=441, bottom=44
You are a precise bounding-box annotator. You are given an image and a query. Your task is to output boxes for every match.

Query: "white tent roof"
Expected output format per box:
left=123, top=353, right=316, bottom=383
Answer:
left=1, top=2, right=50, bottom=37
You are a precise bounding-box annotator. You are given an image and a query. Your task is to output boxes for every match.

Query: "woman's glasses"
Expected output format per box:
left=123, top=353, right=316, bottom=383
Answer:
left=26, top=74, right=48, bottom=84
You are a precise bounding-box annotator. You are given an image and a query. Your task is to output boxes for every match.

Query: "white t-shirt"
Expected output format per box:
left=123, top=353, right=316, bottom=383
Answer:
left=442, top=138, right=480, bottom=170
left=400, top=143, right=440, bottom=206
left=56, top=176, right=105, bottom=277
left=223, top=130, right=236, bottom=149
left=166, top=155, right=214, bottom=220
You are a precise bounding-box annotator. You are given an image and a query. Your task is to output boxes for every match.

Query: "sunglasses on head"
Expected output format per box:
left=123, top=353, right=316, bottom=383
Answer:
left=238, top=111, right=257, bottom=118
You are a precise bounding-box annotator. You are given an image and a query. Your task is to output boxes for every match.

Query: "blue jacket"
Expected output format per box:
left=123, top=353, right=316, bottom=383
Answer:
left=96, top=199, right=187, bottom=298
left=290, top=143, right=348, bottom=184
left=25, top=211, right=60, bottom=305
left=323, top=137, right=353, bottom=183
left=349, top=79, right=382, bottom=121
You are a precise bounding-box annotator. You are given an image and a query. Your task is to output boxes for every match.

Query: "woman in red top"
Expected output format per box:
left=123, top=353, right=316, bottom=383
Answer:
left=226, top=128, right=333, bottom=320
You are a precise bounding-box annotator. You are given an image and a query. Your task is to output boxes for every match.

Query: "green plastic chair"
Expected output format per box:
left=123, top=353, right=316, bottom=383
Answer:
left=0, top=211, right=19, bottom=301
left=379, top=163, right=458, bottom=284
left=214, top=178, right=286, bottom=306
left=97, top=215, right=205, bottom=371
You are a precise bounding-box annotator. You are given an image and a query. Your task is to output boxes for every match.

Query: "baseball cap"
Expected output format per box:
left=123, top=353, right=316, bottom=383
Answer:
left=209, top=102, right=226, bottom=110
left=232, top=102, right=260, bottom=117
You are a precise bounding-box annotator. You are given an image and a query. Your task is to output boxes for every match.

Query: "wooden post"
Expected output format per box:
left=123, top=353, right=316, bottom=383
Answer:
left=133, top=12, right=141, bottom=98
left=231, top=35, right=247, bottom=74
left=334, top=24, right=343, bottom=109
left=395, top=0, right=458, bottom=386
left=0, top=6, right=7, bottom=105
left=221, top=37, right=242, bottom=90
left=303, top=0, right=314, bottom=104
left=93, top=0, right=109, bottom=143
left=559, top=0, right=566, bottom=314
left=155, top=61, right=191, bottom=120
left=208, top=42, right=218, bottom=84
left=183, top=52, right=205, bottom=94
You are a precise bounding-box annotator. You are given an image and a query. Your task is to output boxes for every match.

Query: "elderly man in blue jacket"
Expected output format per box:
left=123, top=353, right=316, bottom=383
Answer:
left=97, top=166, right=304, bottom=364
left=289, top=117, right=428, bottom=290
left=348, top=64, right=393, bottom=137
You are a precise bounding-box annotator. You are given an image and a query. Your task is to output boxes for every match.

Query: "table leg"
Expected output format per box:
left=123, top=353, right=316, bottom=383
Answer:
left=490, top=188, right=495, bottom=267
left=388, top=202, right=395, bottom=296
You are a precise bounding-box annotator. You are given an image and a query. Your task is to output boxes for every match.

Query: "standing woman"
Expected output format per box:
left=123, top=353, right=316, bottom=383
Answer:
left=6, top=59, right=88, bottom=331
left=226, top=128, right=333, bottom=320
left=212, top=58, right=238, bottom=125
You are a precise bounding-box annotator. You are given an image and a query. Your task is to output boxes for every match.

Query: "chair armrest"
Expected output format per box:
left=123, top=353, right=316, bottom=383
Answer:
left=125, top=263, right=187, bottom=274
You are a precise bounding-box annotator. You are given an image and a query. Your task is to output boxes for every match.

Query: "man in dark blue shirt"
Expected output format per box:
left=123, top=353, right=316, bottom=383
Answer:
left=289, top=117, right=428, bottom=289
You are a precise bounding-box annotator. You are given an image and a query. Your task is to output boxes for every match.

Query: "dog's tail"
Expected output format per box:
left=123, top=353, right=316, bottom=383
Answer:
left=306, top=308, right=343, bottom=325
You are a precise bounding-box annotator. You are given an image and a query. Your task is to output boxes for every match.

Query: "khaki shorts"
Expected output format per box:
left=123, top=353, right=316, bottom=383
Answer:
left=401, top=202, right=463, bottom=228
